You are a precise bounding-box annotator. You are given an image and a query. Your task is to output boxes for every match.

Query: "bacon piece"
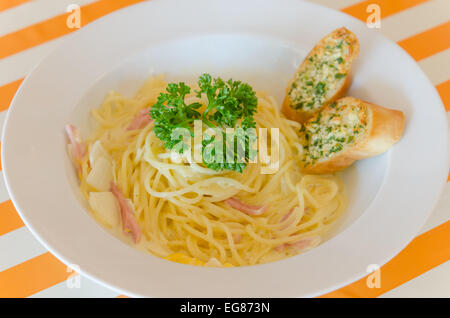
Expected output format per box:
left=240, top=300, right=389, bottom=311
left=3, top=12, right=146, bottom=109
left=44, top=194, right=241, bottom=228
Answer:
left=289, top=238, right=314, bottom=250
left=279, top=209, right=294, bottom=230
left=225, top=197, right=267, bottom=216
left=280, top=207, right=312, bottom=230
left=274, top=244, right=287, bottom=252
left=280, top=210, right=292, bottom=223
left=110, top=182, right=142, bottom=243
left=232, top=234, right=242, bottom=244
left=127, top=107, right=152, bottom=130
left=274, top=237, right=316, bottom=252
left=65, top=124, right=87, bottom=160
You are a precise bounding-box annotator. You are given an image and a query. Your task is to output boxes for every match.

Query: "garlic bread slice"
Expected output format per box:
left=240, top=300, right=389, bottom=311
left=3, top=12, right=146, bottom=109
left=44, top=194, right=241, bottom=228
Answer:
left=300, top=97, right=405, bottom=174
left=283, top=27, right=360, bottom=123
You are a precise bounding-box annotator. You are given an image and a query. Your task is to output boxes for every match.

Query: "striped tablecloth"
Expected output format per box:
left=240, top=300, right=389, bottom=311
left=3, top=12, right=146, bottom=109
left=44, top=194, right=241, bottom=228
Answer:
left=0, top=0, right=448, bottom=298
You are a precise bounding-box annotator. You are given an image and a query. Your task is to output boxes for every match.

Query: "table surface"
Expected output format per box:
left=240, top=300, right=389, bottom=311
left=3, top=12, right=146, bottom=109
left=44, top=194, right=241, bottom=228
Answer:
left=0, top=0, right=448, bottom=298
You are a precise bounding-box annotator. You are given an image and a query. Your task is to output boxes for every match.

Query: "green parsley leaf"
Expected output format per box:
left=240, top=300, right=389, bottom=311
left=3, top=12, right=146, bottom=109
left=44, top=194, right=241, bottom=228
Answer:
left=150, top=74, right=258, bottom=173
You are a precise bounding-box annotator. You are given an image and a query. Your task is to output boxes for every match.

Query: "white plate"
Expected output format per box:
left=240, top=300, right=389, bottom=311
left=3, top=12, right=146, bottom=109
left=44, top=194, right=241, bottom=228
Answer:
left=2, top=0, right=448, bottom=297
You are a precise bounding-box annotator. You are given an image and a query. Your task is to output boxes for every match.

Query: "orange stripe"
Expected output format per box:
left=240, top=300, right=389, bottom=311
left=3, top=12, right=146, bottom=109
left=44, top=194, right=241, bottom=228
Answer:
left=0, top=0, right=30, bottom=13
left=321, top=220, right=450, bottom=298
left=398, top=21, right=450, bottom=61
left=0, top=0, right=147, bottom=60
left=0, top=78, right=23, bottom=112
left=0, top=200, right=24, bottom=236
left=436, top=80, right=450, bottom=112
left=342, top=0, right=430, bottom=21
left=0, top=252, right=70, bottom=298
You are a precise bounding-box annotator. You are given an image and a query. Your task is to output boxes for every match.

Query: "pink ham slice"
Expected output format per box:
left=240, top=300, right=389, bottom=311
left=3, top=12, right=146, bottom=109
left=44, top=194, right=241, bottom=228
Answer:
left=274, top=244, right=286, bottom=252
left=225, top=197, right=267, bottom=216
left=65, top=124, right=87, bottom=161
left=232, top=234, right=242, bottom=244
left=280, top=210, right=292, bottom=223
left=127, top=108, right=152, bottom=131
left=279, top=209, right=294, bottom=230
left=275, top=208, right=316, bottom=252
left=289, top=237, right=314, bottom=250
left=110, top=182, right=142, bottom=243
left=275, top=237, right=315, bottom=252
left=279, top=207, right=311, bottom=230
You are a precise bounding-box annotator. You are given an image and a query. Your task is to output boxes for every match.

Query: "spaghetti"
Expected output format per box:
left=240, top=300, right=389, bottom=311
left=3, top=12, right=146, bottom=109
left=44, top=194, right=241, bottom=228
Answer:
left=76, top=75, right=347, bottom=267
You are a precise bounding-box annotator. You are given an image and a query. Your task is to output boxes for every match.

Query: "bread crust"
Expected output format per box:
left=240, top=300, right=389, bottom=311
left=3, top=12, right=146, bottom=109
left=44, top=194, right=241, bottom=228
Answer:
left=350, top=101, right=405, bottom=159
left=301, top=97, right=405, bottom=174
left=282, top=27, right=360, bottom=123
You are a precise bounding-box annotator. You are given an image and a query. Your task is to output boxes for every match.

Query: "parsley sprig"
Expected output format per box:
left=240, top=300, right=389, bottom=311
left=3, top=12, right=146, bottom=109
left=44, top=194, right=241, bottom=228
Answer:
left=150, top=74, right=258, bottom=173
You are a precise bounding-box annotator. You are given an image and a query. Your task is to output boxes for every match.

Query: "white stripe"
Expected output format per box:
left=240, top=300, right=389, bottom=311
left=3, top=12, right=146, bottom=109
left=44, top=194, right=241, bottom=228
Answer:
left=0, top=0, right=97, bottom=37
left=29, top=275, right=120, bottom=298
left=381, top=261, right=450, bottom=297
left=305, top=0, right=362, bottom=10
left=0, top=39, right=60, bottom=87
left=0, top=171, right=11, bottom=203
left=0, top=227, right=47, bottom=271
left=379, top=0, right=450, bottom=42
left=418, top=49, right=450, bottom=86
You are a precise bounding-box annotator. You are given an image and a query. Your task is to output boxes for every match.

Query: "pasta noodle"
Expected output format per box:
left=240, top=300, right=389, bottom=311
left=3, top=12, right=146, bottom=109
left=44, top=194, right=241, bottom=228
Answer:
left=78, top=75, right=347, bottom=267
